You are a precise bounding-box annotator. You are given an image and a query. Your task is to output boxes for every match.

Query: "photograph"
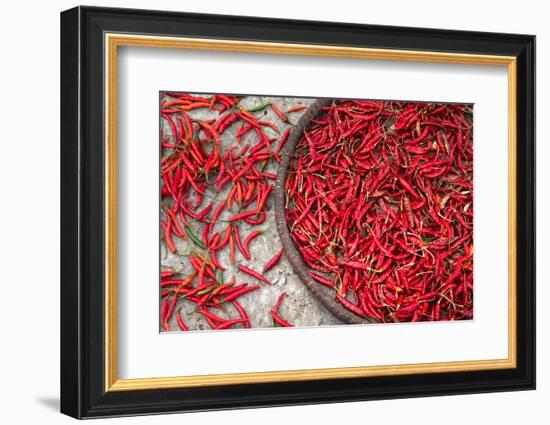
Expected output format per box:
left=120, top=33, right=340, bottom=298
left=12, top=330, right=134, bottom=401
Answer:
left=159, top=92, right=474, bottom=331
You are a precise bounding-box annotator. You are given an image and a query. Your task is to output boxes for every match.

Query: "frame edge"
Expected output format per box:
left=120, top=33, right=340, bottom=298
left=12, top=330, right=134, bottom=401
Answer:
left=62, top=6, right=537, bottom=418
left=515, top=34, right=536, bottom=391
left=60, top=5, right=83, bottom=420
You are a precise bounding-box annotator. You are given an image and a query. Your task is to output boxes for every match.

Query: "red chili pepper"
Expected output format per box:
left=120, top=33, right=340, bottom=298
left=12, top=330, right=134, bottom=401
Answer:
left=335, top=293, right=366, bottom=317
left=228, top=210, right=261, bottom=222
left=238, top=265, right=271, bottom=285
left=197, top=308, right=229, bottom=324
left=162, top=221, right=176, bottom=253
left=271, top=313, right=293, bottom=327
left=263, top=248, right=284, bottom=272
left=220, top=285, right=260, bottom=303
left=286, top=105, right=306, bottom=113
left=164, top=295, right=178, bottom=325
left=232, top=301, right=250, bottom=328
left=213, top=224, right=232, bottom=250
left=308, top=271, right=334, bottom=288
left=270, top=102, right=288, bottom=123
left=229, top=231, right=235, bottom=266
left=270, top=292, right=293, bottom=327
left=175, top=309, right=189, bottom=331
left=161, top=272, right=196, bottom=288
left=275, top=128, right=290, bottom=155
left=209, top=247, right=225, bottom=271
left=233, top=226, right=250, bottom=260
left=273, top=291, right=287, bottom=313
left=219, top=283, right=247, bottom=297
left=242, top=230, right=261, bottom=259
left=160, top=299, right=169, bottom=330
left=214, top=319, right=247, bottom=330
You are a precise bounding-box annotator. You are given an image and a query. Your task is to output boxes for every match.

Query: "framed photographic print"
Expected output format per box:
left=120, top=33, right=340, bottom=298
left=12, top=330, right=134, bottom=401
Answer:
left=60, top=6, right=536, bottom=419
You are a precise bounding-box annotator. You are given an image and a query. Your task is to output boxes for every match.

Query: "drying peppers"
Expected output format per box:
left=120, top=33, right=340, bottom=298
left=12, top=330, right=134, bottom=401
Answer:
left=159, top=92, right=292, bottom=331
left=285, top=100, right=473, bottom=323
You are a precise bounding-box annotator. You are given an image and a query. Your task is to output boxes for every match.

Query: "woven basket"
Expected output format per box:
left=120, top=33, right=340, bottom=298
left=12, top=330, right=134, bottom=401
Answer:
left=273, top=98, right=377, bottom=325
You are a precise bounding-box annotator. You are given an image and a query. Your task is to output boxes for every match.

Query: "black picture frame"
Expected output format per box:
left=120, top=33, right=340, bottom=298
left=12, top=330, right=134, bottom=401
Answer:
left=61, top=5, right=535, bottom=419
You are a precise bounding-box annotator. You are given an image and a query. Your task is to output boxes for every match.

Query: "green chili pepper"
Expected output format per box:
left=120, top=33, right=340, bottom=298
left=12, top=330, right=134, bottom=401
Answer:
left=196, top=284, right=217, bottom=297
left=246, top=102, right=271, bottom=113
left=184, top=227, right=206, bottom=249
left=258, top=159, right=269, bottom=173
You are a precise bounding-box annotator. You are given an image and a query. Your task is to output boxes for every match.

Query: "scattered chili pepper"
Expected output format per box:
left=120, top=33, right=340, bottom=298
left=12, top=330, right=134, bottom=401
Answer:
left=220, top=285, right=261, bottom=303
left=270, top=102, right=288, bottom=123
left=247, top=102, right=271, bottom=113
left=238, top=264, right=272, bottom=285
left=233, top=226, right=250, bottom=260
left=270, top=292, right=293, bottom=327
left=232, top=301, right=250, bottom=328
left=214, top=319, right=247, bottom=330
left=263, top=248, right=284, bottom=272
left=286, top=105, right=306, bottom=113
left=175, top=309, right=189, bottom=331
left=243, top=230, right=262, bottom=260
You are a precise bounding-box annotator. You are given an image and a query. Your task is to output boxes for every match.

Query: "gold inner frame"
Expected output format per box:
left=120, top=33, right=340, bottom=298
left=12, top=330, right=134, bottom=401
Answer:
left=104, top=33, right=517, bottom=392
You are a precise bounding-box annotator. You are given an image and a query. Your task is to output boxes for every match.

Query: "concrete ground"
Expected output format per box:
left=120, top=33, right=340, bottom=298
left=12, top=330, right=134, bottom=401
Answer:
left=161, top=94, right=342, bottom=332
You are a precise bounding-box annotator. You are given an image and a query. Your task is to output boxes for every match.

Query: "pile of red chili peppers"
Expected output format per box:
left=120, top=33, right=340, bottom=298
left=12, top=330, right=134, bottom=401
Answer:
left=160, top=92, right=298, bottom=331
left=285, top=100, right=473, bottom=323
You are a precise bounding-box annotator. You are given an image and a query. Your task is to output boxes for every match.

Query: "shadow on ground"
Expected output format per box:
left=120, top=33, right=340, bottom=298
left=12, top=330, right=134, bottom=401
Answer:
left=35, top=396, right=59, bottom=412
